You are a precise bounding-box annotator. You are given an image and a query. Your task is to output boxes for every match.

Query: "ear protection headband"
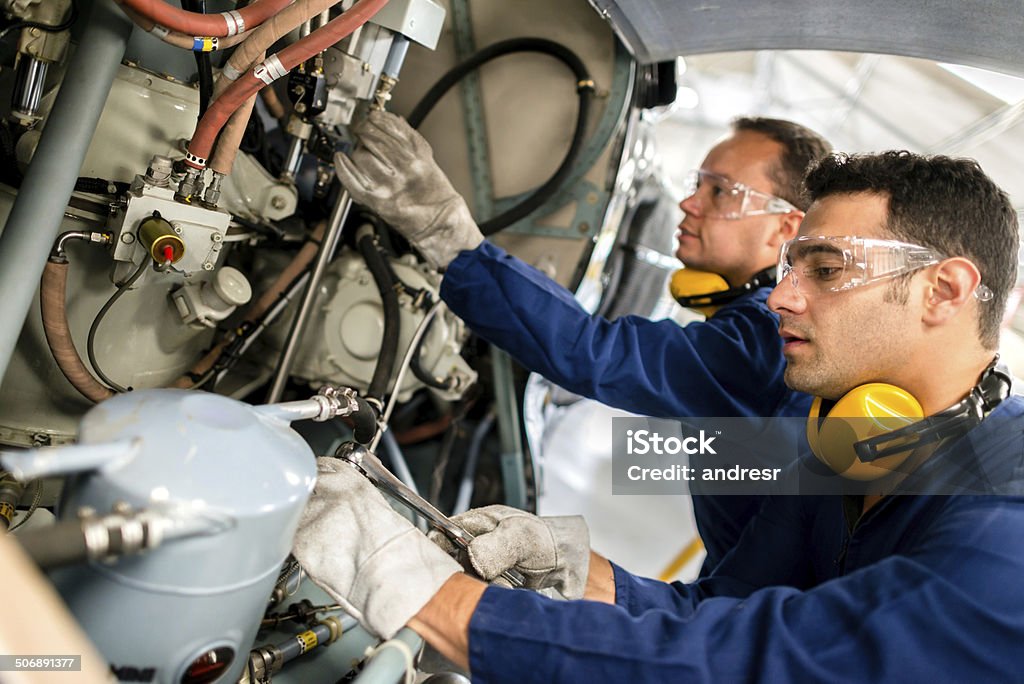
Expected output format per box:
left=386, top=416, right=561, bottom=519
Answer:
left=807, top=360, right=1012, bottom=480
left=669, top=266, right=776, bottom=316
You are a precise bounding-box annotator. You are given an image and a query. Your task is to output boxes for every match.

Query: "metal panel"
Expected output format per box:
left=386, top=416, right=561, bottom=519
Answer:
left=588, top=0, right=1024, bottom=76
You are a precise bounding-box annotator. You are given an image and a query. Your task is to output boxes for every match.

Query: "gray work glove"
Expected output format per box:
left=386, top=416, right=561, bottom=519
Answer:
left=334, top=110, right=484, bottom=270
left=292, top=457, right=462, bottom=639
left=429, top=505, right=590, bottom=600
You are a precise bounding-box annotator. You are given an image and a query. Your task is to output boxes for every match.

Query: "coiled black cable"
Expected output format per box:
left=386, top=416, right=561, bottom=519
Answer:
left=407, top=37, right=594, bottom=236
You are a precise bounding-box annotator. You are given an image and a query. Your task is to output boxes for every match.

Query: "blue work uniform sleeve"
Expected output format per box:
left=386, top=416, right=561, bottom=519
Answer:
left=442, top=242, right=789, bottom=419
left=466, top=497, right=1024, bottom=683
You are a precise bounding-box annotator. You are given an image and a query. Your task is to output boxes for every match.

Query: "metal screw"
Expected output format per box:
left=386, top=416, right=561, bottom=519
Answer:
left=295, top=102, right=307, bottom=114
left=578, top=222, right=590, bottom=234
left=120, top=233, right=136, bottom=245
left=174, top=226, right=183, bottom=234
left=211, top=233, right=223, bottom=242
left=203, top=262, right=214, bottom=271
left=271, top=195, right=286, bottom=210
left=29, top=27, right=40, bottom=36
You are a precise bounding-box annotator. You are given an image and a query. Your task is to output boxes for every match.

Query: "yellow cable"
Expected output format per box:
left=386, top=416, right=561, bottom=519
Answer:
left=657, top=537, right=705, bottom=582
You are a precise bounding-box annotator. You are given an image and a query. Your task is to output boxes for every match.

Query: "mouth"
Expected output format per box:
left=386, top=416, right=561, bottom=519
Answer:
left=676, top=226, right=698, bottom=242
left=779, top=328, right=809, bottom=352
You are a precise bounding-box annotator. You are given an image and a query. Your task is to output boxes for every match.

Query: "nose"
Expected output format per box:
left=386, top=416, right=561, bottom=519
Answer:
left=767, top=270, right=807, bottom=315
left=679, top=191, right=703, bottom=217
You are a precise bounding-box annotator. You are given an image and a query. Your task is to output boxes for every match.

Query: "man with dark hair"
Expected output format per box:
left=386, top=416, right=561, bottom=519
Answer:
left=294, top=150, right=1024, bottom=680
left=334, top=111, right=832, bottom=572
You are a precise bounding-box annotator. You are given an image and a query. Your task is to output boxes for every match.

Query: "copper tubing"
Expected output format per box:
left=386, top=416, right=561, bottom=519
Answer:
left=172, top=221, right=327, bottom=389
left=186, top=0, right=387, bottom=167
left=221, top=0, right=341, bottom=83
left=40, top=261, right=114, bottom=403
left=115, top=0, right=292, bottom=38
left=118, top=4, right=253, bottom=50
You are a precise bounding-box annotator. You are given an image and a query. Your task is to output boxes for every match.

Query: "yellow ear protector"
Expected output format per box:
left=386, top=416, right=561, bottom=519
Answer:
left=807, top=361, right=1012, bottom=481
left=670, top=266, right=775, bottom=317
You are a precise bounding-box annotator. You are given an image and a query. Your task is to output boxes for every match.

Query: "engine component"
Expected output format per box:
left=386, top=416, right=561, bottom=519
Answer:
left=172, top=266, right=253, bottom=329
left=0, top=389, right=318, bottom=684
left=287, top=250, right=476, bottom=402
left=110, top=171, right=231, bottom=280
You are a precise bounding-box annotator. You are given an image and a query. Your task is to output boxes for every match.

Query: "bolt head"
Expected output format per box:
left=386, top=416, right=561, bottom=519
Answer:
left=120, top=233, right=136, bottom=244
left=203, top=262, right=214, bottom=271
left=212, top=233, right=223, bottom=242
left=271, top=195, right=287, bottom=210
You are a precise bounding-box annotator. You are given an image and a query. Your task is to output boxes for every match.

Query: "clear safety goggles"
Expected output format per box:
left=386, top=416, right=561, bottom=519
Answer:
left=683, top=169, right=798, bottom=220
left=778, top=235, right=994, bottom=300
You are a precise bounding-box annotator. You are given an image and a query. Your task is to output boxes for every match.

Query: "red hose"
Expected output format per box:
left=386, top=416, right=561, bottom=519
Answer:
left=186, top=0, right=388, bottom=167
left=117, top=0, right=293, bottom=37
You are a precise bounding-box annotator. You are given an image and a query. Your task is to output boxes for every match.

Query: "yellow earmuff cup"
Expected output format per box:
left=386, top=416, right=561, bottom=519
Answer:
left=669, top=268, right=730, bottom=317
left=807, top=384, right=925, bottom=480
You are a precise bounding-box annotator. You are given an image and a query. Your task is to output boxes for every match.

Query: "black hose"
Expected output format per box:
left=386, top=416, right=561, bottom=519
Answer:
left=347, top=394, right=378, bottom=445
left=357, top=230, right=401, bottom=402
left=407, top=38, right=594, bottom=236
left=409, top=316, right=453, bottom=391
left=17, top=520, right=90, bottom=570
left=183, top=0, right=214, bottom=118
left=87, top=259, right=149, bottom=393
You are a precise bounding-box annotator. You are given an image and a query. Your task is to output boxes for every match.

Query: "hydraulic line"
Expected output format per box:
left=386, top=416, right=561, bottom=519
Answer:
left=118, top=4, right=252, bottom=51
left=41, top=260, right=115, bottom=403
left=220, top=0, right=342, bottom=85
left=266, top=188, right=353, bottom=402
left=182, top=0, right=214, bottom=117
left=407, top=38, right=595, bottom=236
left=183, top=0, right=387, bottom=178
left=86, top=259, right=151, bottom=393
left=357, top=225, right=401, bottom=402
left=114, top=0, right=291, bottom=39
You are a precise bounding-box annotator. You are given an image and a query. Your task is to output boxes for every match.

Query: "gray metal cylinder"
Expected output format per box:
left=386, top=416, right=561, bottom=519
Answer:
left=49, top=389, right=317, bottom=684
left=0, top=0, right=132, bottom=381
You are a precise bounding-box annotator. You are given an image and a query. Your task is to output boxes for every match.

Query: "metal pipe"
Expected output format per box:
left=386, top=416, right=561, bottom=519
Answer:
left=352, top=629, right=422, bottom=684
left=11, top=56, right=48, bottom=124
left=0, top=0, right=132, bottom=381
left=283, top=135, right=305, bottom=180
left=265, top=189, right=352, bottom=402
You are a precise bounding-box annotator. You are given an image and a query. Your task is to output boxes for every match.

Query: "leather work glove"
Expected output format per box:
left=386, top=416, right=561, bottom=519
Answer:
left=292, top=457, right=462, bottom=639
left=429, top=505, right=590, bottom=599
left=334, top=110, right=484, bottom=270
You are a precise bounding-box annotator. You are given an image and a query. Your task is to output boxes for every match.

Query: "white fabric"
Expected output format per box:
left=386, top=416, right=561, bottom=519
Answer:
left=430, top=505, right=590, bottom=599
left=292, top=457, right=461, bottom=638
left=334, top=110, right=484, bottom=270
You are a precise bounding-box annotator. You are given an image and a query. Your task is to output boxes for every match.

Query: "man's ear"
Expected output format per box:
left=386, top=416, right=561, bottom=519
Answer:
left=922, top=258, right=983, bottom=325
left=767, top=210, right=804, bottom=248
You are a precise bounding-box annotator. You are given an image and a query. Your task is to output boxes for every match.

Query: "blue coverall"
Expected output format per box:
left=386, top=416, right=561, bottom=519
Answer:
left=465, top=397, right=1024, bottom=683
left=441, top=242, right=812, bottom=569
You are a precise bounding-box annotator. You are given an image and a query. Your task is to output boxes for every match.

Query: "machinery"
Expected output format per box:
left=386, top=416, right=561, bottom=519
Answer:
left=1, top=0, right=1017, bottom=681
left=0, top=0, right=637, bottom=681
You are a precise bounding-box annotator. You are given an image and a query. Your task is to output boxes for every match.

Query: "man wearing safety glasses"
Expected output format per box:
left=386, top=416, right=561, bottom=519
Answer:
left=296, top=150, right=1024, bottom=681
left=335, top=111, right=831, bottom=573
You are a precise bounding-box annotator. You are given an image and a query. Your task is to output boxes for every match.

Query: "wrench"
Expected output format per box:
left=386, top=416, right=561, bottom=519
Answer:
left=335, top=442, right=526, bottom=588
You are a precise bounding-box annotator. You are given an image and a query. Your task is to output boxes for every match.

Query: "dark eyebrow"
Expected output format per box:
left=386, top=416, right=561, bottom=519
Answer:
left=793, top=242, right=844, bottom=259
